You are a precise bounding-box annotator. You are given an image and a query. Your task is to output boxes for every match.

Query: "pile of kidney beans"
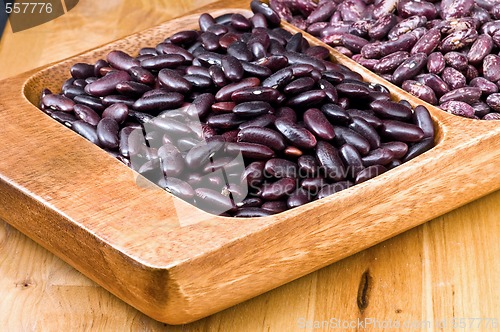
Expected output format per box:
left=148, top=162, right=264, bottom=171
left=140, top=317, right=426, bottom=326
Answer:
left=270, top=0, right=500, bottom=120
left=39, top=1, right=435, bottom=217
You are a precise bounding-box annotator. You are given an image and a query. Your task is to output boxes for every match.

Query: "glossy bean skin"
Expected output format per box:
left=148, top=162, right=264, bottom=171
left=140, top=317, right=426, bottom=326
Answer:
left=439, top=87, right=482, bottom=104
left=486, top=93, right=500, bottom=111
left=315, top=141, right=346, bottom=181
left=392, top=53, right=428, bottom=85
left=399, top=0, right=438, bottom=19
left=444, top=52, right=469, bottom=71
left=427, top=52, right=446, bottom=74
left=370, top=100, right=413, bottom=121
left=73, top=104, right=101, bottom=126
left=415, top=73, right=450, bottom=97
left=234, top=142, right=275, bottom=159
left=361, top=148, right=395, bottom=166
left=401, top=137, right=434, bottom=162
left=85, top=71, right=131, bottom=97
left=411, top=28, right=441, bottom=55
left=275, top=118, right=317, bottom=149
left=402, top=80, right=438, bottom=104
left=107, top=50, right=139, bottom=71
left=215, top=77, right=261, bottom=101
left=380, top=142, right=409, bottom=159
left=380, top=120, right=425, bottom=142
left=261, top=177, right=297, bottom=200
left=438, top=28, right=478, bottom=52
left=265, top=158, right=298, bottom=178
left=373, top=51, right=409, bottom=73
left=233, top=101, right=272, bottom=117
left=361, top=33, right=418, bottom=59
left=42, top=94, right=75, bottom=112
left=96, top=118, right=120, bottom=149
left=483, top=54, right=500, bottom=81
left=231, top=86, right=282, bottom=103
left=348, top=117, right=381, bottom=149
left=339, top=144, right=365, bottom=178
left=158, top=69, right=192, bottom=94
left=303, top=108, right=335, bottom=140
left=287, top=188, right=312, bottom=208
left=132, top=93, right=184, bottom=115
left=102, top=103, right=129, bottom=124
left=161, top=178, right=195, bottom=201
left=72, top=121, right=99, bottom=145
left=412, top=105, right=435, bottom=138
left=297, top=155, right=318, bottom=177
left=237, top=126, right=286, bottom=151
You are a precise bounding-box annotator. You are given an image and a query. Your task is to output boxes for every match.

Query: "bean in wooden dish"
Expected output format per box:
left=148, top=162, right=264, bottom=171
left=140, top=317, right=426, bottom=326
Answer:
left=39, top=5, right=435, bottom=217
left=273, top=0, right=500, bottom=120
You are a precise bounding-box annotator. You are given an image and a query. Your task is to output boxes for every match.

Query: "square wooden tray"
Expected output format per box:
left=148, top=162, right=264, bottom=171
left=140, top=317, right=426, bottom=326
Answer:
left=0, top=0, right=499, bottom=324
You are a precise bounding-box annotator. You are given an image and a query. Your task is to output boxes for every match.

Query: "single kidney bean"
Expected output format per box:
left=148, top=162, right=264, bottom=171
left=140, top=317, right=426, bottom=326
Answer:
left=426, top=52, right=446, bottom=74
left=443, top=52, right=469, bottom=71
left=102, top=103, right=129, bottom=124
left=399, top=0, right=437, bottom=19
left=339, top=144, right=365, bottom=178
left=441, top=67, right=467, bottom=90
left=361, top=148, right=395, bottom=167
left=275, top=118, right=317, bottom=149
left=348, top=117, right=381, bottom=149
left=415, top=73, right=450, bottom=97
left=483, top=54, right=500, bottom=81
left=132, top=92, right=184, bottom=115
left=439, top=87, right=482, bottom=104
left=467, top=34, right=494, bottom=64
left=486, top=93, right=500, bottom=111
left=71, top=63, right=95, bottom=79
left=402, top=80, right=438, bottom=105
left=380, top=120, right=425, bottom=142
left=265, top=158, right=298, bottom=178
left=237, top=126, right=286, bottom=151
left=96, top=118, right=120, bottom=149
left=42, top=94, right=75, bottom=112
left=303, top=108, right=335, bottom=140
left=239, top=114, right=276, bottom=130
left=315, top=141, right=346, bottom=181
left=107, top=50, right=140, bottom=71
left=412, top=105, right=435, bottom=139
left=84, top=71, right=131, bottom=97
left=297, top=155, right=318, bottom=177
left=373, top=51, right=410, bottom=74
left=286, top=90, right=326, bottom=108
left=287, top=188, right=313, bottom=208
left=250, top=0, right=281, bottom=27
left=411, top=28, right=441, bottom=55
left=72, top=121, right=99, bottom=145
left=73, top=104, right=101, bottom=126
left=234, top=142, right=275, bottom=160
left=471, top=101, right=491, bottom=117
left=380, top=142, right=409, bottom=159
left=370, top=100, right=413, bottom=121
left=348, top=109, right=383, bottom=128
left=392, top=53, right=428, bottom=85
left=231, top=86, right=283, bottom=104
left=233, top=101, right=272, bottom=117
left=401, top=137, right=435, bottom=162
left=333, top=126, right=371, bottom=156
left=440, top=100, right=475, bottom=117
left=439, top=28, right=478, bottom=52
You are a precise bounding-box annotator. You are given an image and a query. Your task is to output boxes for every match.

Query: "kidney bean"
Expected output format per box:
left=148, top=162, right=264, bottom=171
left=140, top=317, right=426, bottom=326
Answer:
left=411, top=105, right=435, bottom=139
left=261, top=177, right=296, bottom=200
left=424, top=52, right=445, bottom=75
left=370, top=100, right=413, bottom=121
left=84, top=70, right=131, bottom=97
left=439, top=87, right=482, bottom=104
left=441, top=0, right=475, bottom=19
left=71, top=120, right=99, bottom=145
left=304, top=45, right=330, bottom=60
left=275, top=118, right=317, bottom=149
left=402, top=80, right=438, bottom=105
left=96, top=118, right=119, bottom=149
left=333, top=126, right=371, bottom=155
left=230, top=101, right=271, bottom=117
left=49, top=111, right=77, bottom=126
left=372, top=51, right=408, bottom=74
left=414, top=73, right=450, bottom=98
left=274, top=107, right=298, bottom=123
left=483, top=54, right=500, bottom=81
left=467, top=34, right=494, bottom=64
left=157, top=69, right=192, bottom=94
left=315, top=141, right=346, bottom=181
left=184, top=137, right=225, bottom=170
left=348, top=117, right=381, bottom=149
left=380, top=120, right=424, bottom=142
left=392, top=53, right=428, bottom=85
left=160, top=178, right=195, bottom=201
left=402, top=137, right=435, bottom=162
left=261, top=200, right=288, bottom=215
left=286, top=188, right=311, bottom=208
left=237, top=126, right=286, bottom=151
left=439, top=28, right=478, bottom=52
left=237, top=197, right=263, bottom=208
left=210, top=101, right=235, bottom=113
left=265, top=158, right=298, bottom=178
left=241, top=161, right=265, bottom=187
left=232, top=142, right=275, bottom=160
left=302, top=108, right=335, bottom=141
left=283, top=52, right=326, bottom=72
left=233, top=208, right=273, bottom=217
left=107, top=50, right=140, bottom=71
left=443, top=52, right=468, bottom=71
left=352, top=56, right=379, bottom=71
left=72, top=104, right=100, bottom=126
left=339, top=144, right=365, bottom=178
left=101, top=103, right=128, bottom=124
left=282, top=77, right=315, bottom=96
left=379, top=142, right=408, bottom=160
left=220, top=55, right=244, bottom=82
left=361, top=148, right=395, bottom=167
left=348, top=109, right=382, bottom=128
left=409, top=28, right=441, bottom=55
left=470, top=77, right=498, bottom=95
left=230, top=87, right=282, bottom=104
left=132, top=93, right=184, bottom=115
left=486, top=93, right=500, bottom=111
left=483, top=112, right=500, bottom=119
left=286, top=90, right=326, bottom=108
left=440, top=100, right=476, bottom=117
left=388, top=16, right=428, bottom=40
left=480, top=19, right=500, bottom=35
left=399, top=0, right=437, bottom=19
left=361, top=33, right=418, bottom=59
left=367, top=14, right=397, bottom=40
left=471, top=101, right=491, bottom=117
left=42, top=94, right=75, bottom=112
left=239, top=114, right=276, bottom=130
left=297, top=155, right=318, bottom=177
left=355, top=165, right=387, bottom=184
left=250, top=0, right=281, bottom=26
left=441, top=67, right=467, bottom=90
left=71, top=63, right=95, bottom=79
left=270, top=0, right=293, bottom=22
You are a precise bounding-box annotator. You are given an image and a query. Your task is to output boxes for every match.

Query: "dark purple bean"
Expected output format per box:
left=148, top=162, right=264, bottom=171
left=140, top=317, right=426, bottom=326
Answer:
left=237, top=197, right=263, bottom=208
left=321, top=70, right=345, bottom=85
left=158, top=68, right=192, bottom=94
left=467, top=34, right=493, bottom=64
left=209, top=65, right=229, bottom=87
left=199, top=13, right=216, bottom=31
left=207, top=113, right=245, bottom=129
left=402, top=80, right=438, bottom=105
left=70, top=63, right=95, bottom=79
left=261, top=177, right=296, bottom=200
left=140, top=54, right=185, bottom=70
left=250, top=0, right=281, bottom=27
left=317, top=181, right=352, bottom=199
left=183, top=74, right=213, bottom=89
left=128, top=66, right=155, bottom=85
left=185, top=137, right=226, bottom=169
left=352, top=56, right=380, bottom=72
left=285, top=32, right=304, bottom=53
left=339, top=34, right=368, bottom=53
left=231, top=86, right=282, bottom=104
left=256, top=55, right=289, bottom=72
left=128, top=110, right=153, bottom=124
left=161, top=178, right=195, bottom=201
left=303, top=108, right=335, bottom=141
left=471, top=101, right=491, bottom=117
left=200, top=32, right=220, bottom=51
left=486, top=93, right=500, bottom=111
left=348, top=117, right=381, bottom=149
left=412, top=105, right=435, bottom=138
left=234, top=142, right=275, bottom=159
left=170, top=30, right=199, bottom=45
left=133, top=92, right=184, bottom=115
left=317, top=79, right=338, bottom=104
left=336, top=82, right=371, bottom=99
left=196, top=51, right=223, bottom=67
left=297, top=155, right=318, bottom=177
left=185, top=93, right=214, bottom=119
left=355, top=165, right=387, bottom=184
left=348, top=109, right=383, bottom=128
left=339, top=144, right=364, bottom=178
left=275, top=118, right=317, bottom=149
left=286, top=90, right=326, bottom=108
left=306, top=1, right=337, bottom=23
left=84, top=71, right=131, bottom=97
left=443, top=52, right=468, bottom=71
left=96, top=118, right=119, bottom=149
left=441, top=67, right=467, bottom=90
left=283, top=77, right=315, bottom=96
left=439, top=29, right=478, bottom=52
left=239, top=114, right=276, bottom=130
left=237, top=126, right=285, bottom=151
left=107, top=50, right=139, bottom=71
left=392, top=53, right=427, bottom=85
left=380, top=120, right=425, bottom=142
left=304, top=45, right=330, bottom=59
left=241, top=161, right=265, bottom=187
left=401, top=137, right=434, bottom=162
left=483, top=54, right=500, bottom=82
left=282, top=51, right=326, bottom=71
left=115, top=81, right=151, bottom=97
left=300, top=177, right=326, bottom=193
left=42, top=94, right=75, bottom=112
left=73, top=104, right=100, bottom=126
left=227, top=41, right=254, bottom=62
left=370, top=100, right=413, bottom=121
left=321, top=104, right=351, bottom=125
left=156, top=43, right=194, bottom=62
left=265, top=158, right=298, bottom=178
left=361, top=148, right=395, bottom=167
left=212, top=101, right=236, bottom=113
left=72, top=120, right=99, bottom=145
left=439, top=87, right=482, bottom=104
left=251, top=12, right=268, bottom=28
left=274, top=107, right=297, bottom=123
left=195, top=188, right=234, bottom=214
left=215, top=77, right=261, bottom=101
left=93, top=59, right=108, bottom=77
left=315, top=141, right=346, bottom=181
left=380, top=142, right=409, bottom=159
left=233, top=101, right=272, bottom=117
left=287, top=188, right=311, bottom=208
left=102, top=103, right=128, bottom=124
left=49, top=111, right=77, bottom=126
left=333, top=126, right=371, bottom=155
left=241, top=61, right=273, bottom=78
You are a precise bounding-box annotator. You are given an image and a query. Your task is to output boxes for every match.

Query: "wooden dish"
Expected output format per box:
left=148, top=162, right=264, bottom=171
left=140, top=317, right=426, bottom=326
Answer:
left=0, top=0, right=499, bottom=324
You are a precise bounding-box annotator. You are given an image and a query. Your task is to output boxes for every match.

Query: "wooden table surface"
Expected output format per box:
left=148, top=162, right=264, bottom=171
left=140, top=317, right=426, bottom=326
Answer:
left=0, top=1, right=499, bottom=330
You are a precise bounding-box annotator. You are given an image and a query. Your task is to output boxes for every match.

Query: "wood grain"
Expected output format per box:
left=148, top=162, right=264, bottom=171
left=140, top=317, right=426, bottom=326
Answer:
left=0, top=0, right=499, bottom=329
